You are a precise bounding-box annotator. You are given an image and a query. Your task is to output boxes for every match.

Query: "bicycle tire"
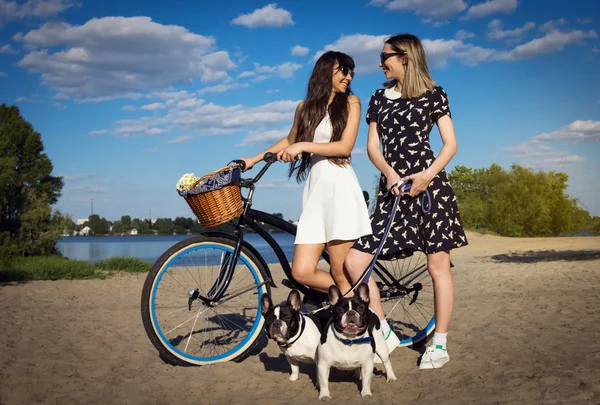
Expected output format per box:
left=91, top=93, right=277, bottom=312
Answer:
left=373, top=251, right=436, bottom=348
left=141, top=235, right=271, bottom=366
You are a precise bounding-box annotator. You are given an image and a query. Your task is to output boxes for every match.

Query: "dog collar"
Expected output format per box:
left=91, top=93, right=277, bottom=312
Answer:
left=331, top=325, right=372, bottom=346
left=277, top=314, right=305, bottom=348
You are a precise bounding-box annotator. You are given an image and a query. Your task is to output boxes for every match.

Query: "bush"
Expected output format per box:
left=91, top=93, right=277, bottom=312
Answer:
left=95, top=257, right=151, bottom=273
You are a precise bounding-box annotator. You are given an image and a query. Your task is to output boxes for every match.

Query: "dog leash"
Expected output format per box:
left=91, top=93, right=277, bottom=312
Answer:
left=309, top=180, right=431, bottom=314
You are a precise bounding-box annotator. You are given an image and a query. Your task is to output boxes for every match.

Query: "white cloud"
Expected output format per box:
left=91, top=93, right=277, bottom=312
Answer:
left=316, top=29, right=599, bottom=71
left=231, top=3, right=294, bottom=28
left=253, top=75, right=269, bottom=82
left=0, top=72, right=5, bottom=77
left=464, top=0, right=517, bottom=19
left=89, top=129, right=108, bottom=135
left=64, top=185, right=108, bottom=193
left=256, top=178, right=301, bottom=188
left=0, top=44, right=19, bottom=53
left=266, top=89, right=280, bottom=94
left=504, top=142, right=584, bottom=169
left=96, top=97, right=301, bottom=140
left=504, top=120, right=600, bottom=170
left=276, top=62, right=302, bottom=78
left=503, top=29, right=598, bottom=61
left=15, top=95, right=39, bottom=102
left=291, top=45, right=309, bottom=56
left=593, top=47, right=599, bottom=53
left=0, top=0, right=76, bottom=24
left=14, top=17, right=235, bottom=100
left=371, top=0, right=467, bottom=18
left=168, top=135, right=193, bottom=144
left=197, top=82, right=250, bottom=94
left=455, top=30, right=475, bottom=40
left=488, top=19, right=535, bottom=40
left=251, top=61, right=302, bottom=80
left=237, top=128, right=289, bottom=146
left=237, top=71, right=256, bottom=78
left=63, top=173, right=96, bottom=181
left=577, top=17, right=593, bottom=24
left=531, top=120, right=600, bottom=143
left=315, top=34, right=498, bottom=71
left=352, top=148, right=366, bottom=155
left=539, top=18, right=566, bottom=33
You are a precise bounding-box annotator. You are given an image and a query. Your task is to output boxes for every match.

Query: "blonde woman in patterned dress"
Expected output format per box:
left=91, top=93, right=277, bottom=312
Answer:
left=344, top=34, right=468, bottom=368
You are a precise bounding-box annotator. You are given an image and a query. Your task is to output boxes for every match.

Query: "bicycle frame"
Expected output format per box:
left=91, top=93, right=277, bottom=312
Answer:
left=197, top=154, right=442, bottom=307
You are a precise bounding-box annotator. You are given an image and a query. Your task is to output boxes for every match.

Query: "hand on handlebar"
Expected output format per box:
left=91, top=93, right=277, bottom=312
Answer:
left=237, top=157, right=254, bottom=172
left=277, top=143, right=304, bottom=163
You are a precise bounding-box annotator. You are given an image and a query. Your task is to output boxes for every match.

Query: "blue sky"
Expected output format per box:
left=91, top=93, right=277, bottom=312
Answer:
left=1, top=0, right=599, bottom=223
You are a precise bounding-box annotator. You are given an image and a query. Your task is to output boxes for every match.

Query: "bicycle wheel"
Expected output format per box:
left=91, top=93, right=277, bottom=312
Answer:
left=141, top=235, right=271, bottom=366
left=373, top=250, right=435, bottom=347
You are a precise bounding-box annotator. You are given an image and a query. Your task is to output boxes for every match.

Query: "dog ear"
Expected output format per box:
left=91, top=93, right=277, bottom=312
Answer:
left=261, top=293, right=273, bottom=314
left=356, top=283, right=370, bottom=304
left=287, top=289, right=302, bottom=311
left=328, top=285, right=342, bottom=306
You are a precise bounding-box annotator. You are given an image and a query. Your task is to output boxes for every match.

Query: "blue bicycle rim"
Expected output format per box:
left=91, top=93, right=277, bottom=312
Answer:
left=150, top=242, right=264, bottom=362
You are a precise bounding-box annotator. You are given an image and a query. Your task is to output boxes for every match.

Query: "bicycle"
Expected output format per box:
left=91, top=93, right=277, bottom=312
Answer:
left=140, top=153, right=439, bottom=366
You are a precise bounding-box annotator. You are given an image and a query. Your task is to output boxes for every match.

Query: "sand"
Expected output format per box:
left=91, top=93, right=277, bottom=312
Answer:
left=1, top=231, right=599, bottom=405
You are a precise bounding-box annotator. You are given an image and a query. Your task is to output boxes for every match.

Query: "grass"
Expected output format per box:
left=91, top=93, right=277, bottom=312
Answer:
left=0, top=256, right=152, bottom=283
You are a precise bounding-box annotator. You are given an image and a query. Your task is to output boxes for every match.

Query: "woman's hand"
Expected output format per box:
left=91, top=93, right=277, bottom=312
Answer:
left=238, top=157, right=258, bottom=172
left=401, top=169, right=435, bottom=197
left=277, top=142, right=304, bottom=162
left=386, top=169, right=403, bottom=196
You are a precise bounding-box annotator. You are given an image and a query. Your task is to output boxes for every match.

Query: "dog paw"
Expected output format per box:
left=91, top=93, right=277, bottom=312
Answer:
left=361, top=390, right=373, bottom=398
left=386, top=375, right=397, bottom=383
left=288, top=374, right=299, bottom=382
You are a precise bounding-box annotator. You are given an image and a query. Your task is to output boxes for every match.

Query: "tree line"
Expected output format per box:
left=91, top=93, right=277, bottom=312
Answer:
left=1, top=104, right=599, bottom=266
left=447, top=164, right=600, bottom=237
left=69, top=213, right=290, bottom=236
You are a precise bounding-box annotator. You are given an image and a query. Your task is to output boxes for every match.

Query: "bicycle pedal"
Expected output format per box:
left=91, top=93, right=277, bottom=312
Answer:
left=281, top=279, right=294, bottom=289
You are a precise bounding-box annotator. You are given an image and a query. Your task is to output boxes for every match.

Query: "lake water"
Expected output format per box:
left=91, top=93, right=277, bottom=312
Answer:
left=56, top=233, right=296, bottom=264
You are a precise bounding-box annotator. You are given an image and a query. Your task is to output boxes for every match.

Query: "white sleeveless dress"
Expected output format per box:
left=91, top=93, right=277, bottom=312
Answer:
left=295, top=114, right=373, bottom=244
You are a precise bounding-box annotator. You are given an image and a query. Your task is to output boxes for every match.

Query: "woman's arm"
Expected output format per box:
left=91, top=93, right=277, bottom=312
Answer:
left=366, top=122, right=403, bottom=195
left=278, top=96, right=361, bottom=161
left=240, top=101, right=303, bottom=170
left=403, top=115, right=458, bottom=196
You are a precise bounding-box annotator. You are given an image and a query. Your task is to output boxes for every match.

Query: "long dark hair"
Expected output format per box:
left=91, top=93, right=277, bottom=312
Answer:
left=289, top=51, right=355, bottom=182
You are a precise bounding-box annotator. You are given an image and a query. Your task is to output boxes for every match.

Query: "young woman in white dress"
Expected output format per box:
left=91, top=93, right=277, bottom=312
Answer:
left=240, top=51, right=371, bottom=295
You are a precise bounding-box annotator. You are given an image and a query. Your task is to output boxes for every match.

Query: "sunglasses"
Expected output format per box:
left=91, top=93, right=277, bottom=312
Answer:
left=380, top=51, right=406, bottom=64
left=336, top=65, right=355, bottom=78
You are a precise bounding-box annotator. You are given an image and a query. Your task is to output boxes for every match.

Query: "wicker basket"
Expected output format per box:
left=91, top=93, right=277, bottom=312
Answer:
left=180, top=165, right=243, bottom=228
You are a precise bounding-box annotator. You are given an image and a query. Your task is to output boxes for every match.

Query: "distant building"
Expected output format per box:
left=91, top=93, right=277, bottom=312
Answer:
left=79, top=226, right=91, bottom=236
left=130, top=228, right=138, bottom=236
left=76, top=218, right=88, bottom=225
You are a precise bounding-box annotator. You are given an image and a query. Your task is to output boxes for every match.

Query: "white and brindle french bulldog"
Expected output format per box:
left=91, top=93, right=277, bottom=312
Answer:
left=261, top=289, right=324, bottom=381
left=316, top=283, right=397, bottom=400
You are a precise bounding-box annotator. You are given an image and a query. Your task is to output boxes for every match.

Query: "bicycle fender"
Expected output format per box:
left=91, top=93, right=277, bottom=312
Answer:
left=199, top=231, right=277, bottom=288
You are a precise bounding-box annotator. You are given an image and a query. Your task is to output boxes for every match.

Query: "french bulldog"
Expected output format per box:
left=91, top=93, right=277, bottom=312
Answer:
left=261, top=289, right=323, bottom=381
left=316, top=283, right=397, bottom=400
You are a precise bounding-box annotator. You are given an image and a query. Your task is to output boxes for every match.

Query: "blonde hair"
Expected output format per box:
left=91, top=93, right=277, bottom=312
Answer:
left=383, top=33, right=436, bottom=99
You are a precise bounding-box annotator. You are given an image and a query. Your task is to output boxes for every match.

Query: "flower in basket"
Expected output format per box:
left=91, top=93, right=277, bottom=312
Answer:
left=176, top=173, right=201, bottom=192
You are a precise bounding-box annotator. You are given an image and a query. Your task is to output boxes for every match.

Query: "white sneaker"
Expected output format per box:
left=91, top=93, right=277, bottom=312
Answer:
left=419, top=344, right=449, bottom=369
left=374, top=328, right=401, bottom=363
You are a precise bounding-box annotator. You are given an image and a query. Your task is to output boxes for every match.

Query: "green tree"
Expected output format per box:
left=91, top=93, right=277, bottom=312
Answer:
left=87, top=214, right=110, bottom=235
left=154, top=218, right=174, bottom=234
left=120, top=215, right=132, bottom=232
left=448, top=164, right=594, bottom=237
left=0, top=104, right=64, bottom=257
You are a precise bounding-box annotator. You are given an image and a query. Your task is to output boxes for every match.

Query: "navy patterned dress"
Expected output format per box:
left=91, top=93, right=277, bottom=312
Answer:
left=353, top=86, right=468, bottom=259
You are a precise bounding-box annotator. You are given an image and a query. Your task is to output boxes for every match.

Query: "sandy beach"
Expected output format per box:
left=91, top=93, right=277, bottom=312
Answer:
left=1, top=231, right=599, bottom=405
